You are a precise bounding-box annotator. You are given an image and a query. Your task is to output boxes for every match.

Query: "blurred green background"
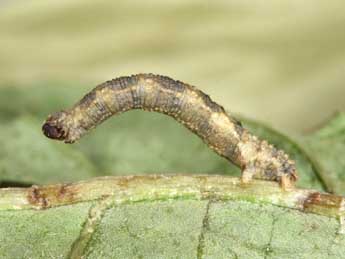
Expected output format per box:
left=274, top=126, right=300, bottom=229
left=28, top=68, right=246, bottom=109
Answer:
left=1, top=0, right=344, bottom=133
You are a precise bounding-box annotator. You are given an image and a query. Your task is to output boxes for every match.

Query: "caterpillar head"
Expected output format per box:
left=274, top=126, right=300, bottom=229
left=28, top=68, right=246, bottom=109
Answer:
left=42, top=111, right=83, bottom=143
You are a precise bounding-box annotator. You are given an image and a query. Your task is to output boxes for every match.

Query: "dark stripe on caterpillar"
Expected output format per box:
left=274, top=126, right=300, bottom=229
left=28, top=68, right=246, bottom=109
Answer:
left=42, top=73, right=298, bottom=188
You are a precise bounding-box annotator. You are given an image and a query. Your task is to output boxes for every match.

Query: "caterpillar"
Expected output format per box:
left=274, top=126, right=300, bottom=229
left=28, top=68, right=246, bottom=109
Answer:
left=42, top=73, right=298, bottom=189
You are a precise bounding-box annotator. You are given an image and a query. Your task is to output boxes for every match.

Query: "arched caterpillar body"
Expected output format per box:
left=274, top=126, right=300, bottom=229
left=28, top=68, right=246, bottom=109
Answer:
left=42, top=74, right=297, bottom=188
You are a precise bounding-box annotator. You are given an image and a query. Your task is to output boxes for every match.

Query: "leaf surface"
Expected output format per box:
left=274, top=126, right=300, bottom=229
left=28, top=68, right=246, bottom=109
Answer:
left=0, top=176, right=344, bottom=259
left=303, top=112, right=345, bottom=195
left=0, top=116, right=97, bottom=185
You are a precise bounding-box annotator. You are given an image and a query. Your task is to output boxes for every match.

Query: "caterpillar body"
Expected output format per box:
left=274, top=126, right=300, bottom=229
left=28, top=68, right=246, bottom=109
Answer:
left=42, top=73, right=297, bottom=188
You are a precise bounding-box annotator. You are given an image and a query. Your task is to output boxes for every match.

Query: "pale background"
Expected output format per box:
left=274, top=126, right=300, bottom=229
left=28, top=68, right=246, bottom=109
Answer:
left=1, top=0, right=344, bottom=134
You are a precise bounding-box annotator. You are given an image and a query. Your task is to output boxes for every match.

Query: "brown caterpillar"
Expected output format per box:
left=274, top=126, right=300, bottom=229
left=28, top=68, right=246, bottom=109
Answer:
left=42, top=74, right=298, bottom=189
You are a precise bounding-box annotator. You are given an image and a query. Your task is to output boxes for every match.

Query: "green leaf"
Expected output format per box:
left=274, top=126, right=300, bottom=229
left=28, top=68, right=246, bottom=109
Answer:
left=0, top=176, right=344, bottom=259
left=0, top=116, right=97, bottom=185
left=74, top=111, right=238, bottom=176
left=302, top=112, right=345, bottom=195
left=0, top=203, right=91, bottom=258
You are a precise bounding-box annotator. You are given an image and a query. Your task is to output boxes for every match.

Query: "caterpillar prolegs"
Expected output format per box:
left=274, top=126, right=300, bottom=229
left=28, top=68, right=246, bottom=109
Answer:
left=42, top=74, right=298, bottom=189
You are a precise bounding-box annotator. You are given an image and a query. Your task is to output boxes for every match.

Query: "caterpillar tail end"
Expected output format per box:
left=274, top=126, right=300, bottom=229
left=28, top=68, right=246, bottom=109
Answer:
left=280, top=174, right=295, bottom=191
left=280, top=171, right=298, bottom=191
left=240, top=167, right=298, bottom=191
